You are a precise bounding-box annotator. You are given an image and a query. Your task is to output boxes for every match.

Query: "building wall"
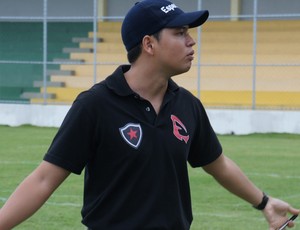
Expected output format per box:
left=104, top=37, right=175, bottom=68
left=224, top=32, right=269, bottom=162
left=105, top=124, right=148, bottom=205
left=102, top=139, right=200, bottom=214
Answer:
left=0, top=0, right=299, bottom=19
left=106, top=0, right=231, bottom=18
left=0, top=0, right=93, bottom=18
left=242, top=0, right=300, bottom=15
left=1, top=104, right=300, bottom=134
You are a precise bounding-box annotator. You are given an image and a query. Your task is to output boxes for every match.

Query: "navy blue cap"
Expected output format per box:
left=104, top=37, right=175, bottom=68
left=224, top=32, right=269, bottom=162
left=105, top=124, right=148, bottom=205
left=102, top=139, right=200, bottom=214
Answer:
left=121, top=0, right=209, bottom=52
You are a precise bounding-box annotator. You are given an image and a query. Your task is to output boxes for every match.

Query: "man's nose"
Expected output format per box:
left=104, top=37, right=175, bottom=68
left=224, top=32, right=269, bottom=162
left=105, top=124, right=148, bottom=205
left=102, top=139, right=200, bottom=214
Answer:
left=187, top=34, right=196, bottom=46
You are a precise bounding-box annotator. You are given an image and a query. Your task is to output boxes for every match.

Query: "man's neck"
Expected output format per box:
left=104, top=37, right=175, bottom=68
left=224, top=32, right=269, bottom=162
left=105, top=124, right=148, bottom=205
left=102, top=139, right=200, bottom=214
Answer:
left=124, top=64, right=169, bottom=114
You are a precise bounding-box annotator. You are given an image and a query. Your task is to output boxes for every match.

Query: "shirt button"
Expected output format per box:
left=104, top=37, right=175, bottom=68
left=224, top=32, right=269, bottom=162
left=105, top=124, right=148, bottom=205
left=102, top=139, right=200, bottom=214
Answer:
left=145, top=107, right=151, bottom=112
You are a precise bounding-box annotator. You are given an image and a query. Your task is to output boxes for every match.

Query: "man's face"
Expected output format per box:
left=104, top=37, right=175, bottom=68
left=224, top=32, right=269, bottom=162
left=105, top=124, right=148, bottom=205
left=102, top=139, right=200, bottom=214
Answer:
left=153, top=26, right=196, bottom=76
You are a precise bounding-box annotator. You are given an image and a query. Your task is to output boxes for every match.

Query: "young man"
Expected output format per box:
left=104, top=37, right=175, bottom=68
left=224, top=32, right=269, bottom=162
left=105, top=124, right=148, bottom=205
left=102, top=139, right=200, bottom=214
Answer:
left=0, top=0, right=299, bottom=229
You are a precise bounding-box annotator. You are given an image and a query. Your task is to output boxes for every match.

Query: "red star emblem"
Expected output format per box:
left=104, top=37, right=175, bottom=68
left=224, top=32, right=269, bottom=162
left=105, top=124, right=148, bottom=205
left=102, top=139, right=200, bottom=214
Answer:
left=119, top=123, right=142, bottom=149
left=127, top=128, right=138, bottom=140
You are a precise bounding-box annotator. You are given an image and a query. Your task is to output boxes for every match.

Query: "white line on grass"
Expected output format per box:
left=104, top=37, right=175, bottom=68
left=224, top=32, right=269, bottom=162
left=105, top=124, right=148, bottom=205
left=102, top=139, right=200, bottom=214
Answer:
left=285, top=194, right=300, bottom=199
left=193, top=211, right=265, bottom=222
left=51, top=194, right=81, bottom=198
left=247, top=172, right=300, bottom=180
left=0, top=160, right=39, bottom=165
left=0, top=197, right=7, bottom=202
left=193, top=212, right=237, bottom=218
left=3, top=162, right=300, bottom=180
left=0, top=196, right=81, bottom=207
left=45, top=201, right=81, bottom=207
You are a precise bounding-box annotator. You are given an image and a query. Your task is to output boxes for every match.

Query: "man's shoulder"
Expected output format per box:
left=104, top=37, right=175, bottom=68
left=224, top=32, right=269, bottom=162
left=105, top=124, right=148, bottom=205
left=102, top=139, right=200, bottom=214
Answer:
left=176, top=85, right=198, bottom=101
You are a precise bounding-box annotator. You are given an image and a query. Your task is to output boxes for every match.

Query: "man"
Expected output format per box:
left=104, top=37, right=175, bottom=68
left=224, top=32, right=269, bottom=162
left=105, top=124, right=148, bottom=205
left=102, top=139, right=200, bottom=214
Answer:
left=0, top=0, right=299, bottom=229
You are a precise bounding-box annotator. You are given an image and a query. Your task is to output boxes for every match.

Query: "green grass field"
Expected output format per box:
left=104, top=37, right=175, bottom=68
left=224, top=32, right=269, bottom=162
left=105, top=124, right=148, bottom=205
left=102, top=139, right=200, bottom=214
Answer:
left=0, top=125, right=299, bottom=229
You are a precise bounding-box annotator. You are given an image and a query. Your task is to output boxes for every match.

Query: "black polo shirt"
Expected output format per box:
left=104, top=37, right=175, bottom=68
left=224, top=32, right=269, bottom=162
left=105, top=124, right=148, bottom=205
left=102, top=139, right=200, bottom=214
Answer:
left=44, top=65, right=222, bottom=230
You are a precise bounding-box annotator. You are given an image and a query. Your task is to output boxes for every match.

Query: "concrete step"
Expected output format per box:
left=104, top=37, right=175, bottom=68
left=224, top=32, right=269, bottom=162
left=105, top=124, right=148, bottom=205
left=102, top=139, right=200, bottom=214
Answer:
left=41, top=87, right=84, bottom=101
left=33, top=81, right=65, bottom=87
left=52, top=58, right=85, bottom=64
left=88, top=32, right=122, bottom=43
left=60, top=64, right=117, bottom=77
left=98, top=21, right=122, bottom=32
left=20, top=92, right=56, bottom=99
left=63, top=47, right=93, bottom=53
left=51, top=76, right=106, bottom=88
left=72, top=37, right=104, bottom=43
left=47, top=69, right=75, bottom=76
left=30, top=99, right=72, bottom=104
left=79, top=42, right=125, bottom=53
left=70, top=52, right=126, bottom=63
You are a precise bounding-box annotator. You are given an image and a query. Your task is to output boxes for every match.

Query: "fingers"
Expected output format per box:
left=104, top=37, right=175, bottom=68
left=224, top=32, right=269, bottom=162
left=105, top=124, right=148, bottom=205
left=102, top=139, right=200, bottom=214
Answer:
left=287, top=220, right=295, bottom=228
left=288, top=206, right=300, bottom=215
left=278, top=214, right=298, bottom=230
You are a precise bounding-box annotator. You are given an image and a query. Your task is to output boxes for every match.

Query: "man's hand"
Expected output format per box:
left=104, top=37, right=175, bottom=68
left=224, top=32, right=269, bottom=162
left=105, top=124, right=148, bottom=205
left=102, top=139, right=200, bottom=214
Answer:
left=263, top=197, right=299, bottom=230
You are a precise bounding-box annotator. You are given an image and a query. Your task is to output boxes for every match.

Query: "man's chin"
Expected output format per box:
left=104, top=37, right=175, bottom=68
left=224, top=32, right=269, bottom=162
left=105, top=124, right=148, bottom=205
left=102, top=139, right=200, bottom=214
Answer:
left=180, top=65, right=192, bottom=74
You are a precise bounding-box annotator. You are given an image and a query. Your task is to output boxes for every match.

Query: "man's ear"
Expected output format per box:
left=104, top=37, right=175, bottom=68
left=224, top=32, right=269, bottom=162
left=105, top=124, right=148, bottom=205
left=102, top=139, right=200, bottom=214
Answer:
left=142, top=35, right=154, bottom=55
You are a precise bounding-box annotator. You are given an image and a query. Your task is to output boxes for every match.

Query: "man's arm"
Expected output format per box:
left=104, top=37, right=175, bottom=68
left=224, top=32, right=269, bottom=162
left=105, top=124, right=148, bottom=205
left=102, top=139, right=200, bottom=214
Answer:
left=0, top=161, right=70, bottom=230
left=202, top=154, right=299, bottom=229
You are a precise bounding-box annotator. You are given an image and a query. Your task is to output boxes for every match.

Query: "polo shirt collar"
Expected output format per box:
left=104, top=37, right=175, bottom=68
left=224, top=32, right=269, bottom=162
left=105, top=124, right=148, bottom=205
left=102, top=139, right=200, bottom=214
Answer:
left=106, top=65, right=179, bottom=97
left=106, top=65, right=133, bottom=96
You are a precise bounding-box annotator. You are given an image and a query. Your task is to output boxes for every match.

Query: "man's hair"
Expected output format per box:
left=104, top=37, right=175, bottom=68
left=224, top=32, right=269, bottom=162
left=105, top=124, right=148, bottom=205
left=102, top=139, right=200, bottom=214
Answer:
left=127, top=44, right=142, bottom=64
left=127, top=30, right=161, bottom=64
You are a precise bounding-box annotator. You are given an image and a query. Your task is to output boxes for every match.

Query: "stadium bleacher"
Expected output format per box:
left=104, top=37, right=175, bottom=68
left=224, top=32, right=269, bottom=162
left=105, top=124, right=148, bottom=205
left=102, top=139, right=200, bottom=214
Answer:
left=0, top=22, right=92, bottom=102
left=1, top=20, right=300, bottom=108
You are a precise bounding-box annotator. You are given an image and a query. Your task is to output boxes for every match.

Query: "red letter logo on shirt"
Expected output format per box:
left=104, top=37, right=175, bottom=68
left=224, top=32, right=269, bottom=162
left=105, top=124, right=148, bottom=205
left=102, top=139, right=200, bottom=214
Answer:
left=119, top=123, right=142, bottom=149
left=170, top=115, right=189, bottom=144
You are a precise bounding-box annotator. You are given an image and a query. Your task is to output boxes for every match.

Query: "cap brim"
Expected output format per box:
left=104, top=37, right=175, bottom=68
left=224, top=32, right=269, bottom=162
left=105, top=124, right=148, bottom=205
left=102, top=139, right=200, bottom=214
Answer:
left=166, top=10, right=209, bottom=28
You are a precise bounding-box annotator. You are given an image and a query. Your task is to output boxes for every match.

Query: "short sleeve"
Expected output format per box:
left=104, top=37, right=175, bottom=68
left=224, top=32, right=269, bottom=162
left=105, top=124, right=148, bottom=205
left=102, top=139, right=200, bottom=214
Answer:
left=43, top=98, right=97, bottom=174
left=188, top=102, right=222, bottom=167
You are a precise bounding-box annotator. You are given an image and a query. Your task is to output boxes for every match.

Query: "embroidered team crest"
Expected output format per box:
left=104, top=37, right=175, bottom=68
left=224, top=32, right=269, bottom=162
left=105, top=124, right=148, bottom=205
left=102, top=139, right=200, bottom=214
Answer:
left=119, top=123, right=143, bottom=149
left=170, top=115, right=190, bottom=144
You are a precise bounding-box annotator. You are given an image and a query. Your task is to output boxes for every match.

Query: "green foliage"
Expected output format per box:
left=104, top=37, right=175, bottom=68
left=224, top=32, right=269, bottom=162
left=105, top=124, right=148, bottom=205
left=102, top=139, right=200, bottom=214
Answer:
left=0, top=126, right=299, bottom=229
